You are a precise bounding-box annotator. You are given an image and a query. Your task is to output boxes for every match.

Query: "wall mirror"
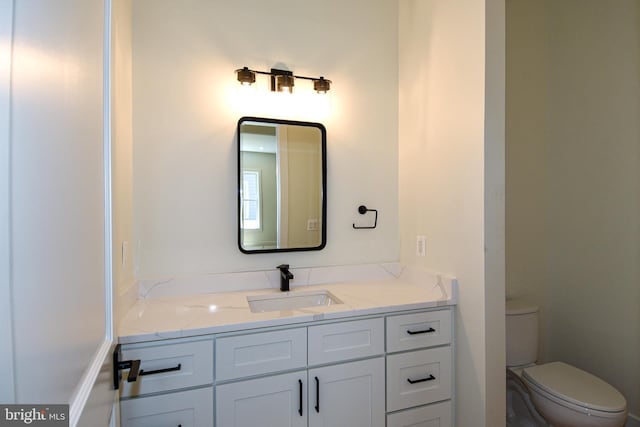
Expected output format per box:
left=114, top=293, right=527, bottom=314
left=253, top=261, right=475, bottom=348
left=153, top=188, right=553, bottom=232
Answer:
left=238, top=117, right=327, bottom=253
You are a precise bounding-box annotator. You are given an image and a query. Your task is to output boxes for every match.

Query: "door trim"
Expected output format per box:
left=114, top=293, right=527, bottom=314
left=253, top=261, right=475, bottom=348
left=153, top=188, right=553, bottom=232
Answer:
left=0, top=0, right=16, bottom=404
left=69, top=0, right=115, bottom=424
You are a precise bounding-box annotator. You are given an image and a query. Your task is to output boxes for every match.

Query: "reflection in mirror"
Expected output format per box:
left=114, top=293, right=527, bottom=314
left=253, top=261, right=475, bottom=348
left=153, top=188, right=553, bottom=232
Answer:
left=238, top=117, right=326, bottom=253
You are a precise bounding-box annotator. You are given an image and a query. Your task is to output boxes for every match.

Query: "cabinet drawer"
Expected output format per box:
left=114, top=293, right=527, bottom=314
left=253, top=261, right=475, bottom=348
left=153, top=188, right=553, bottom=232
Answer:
left=386, top=310, right=451, bottom=352
left=120, top=339, right=213, bottom=398
left=387, top=400, right=452, bottom=427
left=216, top=328, right=307, bottom=380
left=386, top=347, right=452, bottom=412
left=308, top=318, right=384, bottom=365
left=120, top=386, right=213, bottom=427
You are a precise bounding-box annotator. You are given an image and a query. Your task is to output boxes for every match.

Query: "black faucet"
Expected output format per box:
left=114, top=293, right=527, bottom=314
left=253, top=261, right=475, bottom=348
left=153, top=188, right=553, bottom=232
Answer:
left=277, top=264, right=294, bottom=292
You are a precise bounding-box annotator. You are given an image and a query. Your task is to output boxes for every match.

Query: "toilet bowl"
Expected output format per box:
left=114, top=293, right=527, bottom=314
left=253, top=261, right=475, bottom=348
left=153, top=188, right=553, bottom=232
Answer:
left=506, top=300, right=628, bottom=427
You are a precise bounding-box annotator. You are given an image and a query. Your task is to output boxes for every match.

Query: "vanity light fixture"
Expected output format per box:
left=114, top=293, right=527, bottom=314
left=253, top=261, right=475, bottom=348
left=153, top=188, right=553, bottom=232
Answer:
left=235, top=66, right=331, bottom=94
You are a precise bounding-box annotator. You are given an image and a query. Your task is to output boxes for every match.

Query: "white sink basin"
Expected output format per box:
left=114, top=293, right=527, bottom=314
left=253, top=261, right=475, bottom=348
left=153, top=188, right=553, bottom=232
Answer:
left=247, top=290, right=343, bottom=313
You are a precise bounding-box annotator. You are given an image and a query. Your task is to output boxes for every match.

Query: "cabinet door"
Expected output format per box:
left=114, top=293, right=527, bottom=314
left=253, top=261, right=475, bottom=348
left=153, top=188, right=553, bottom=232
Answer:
left=308, top=357, right=385, bottom=427
left=216, top=371, right=307, bottom=427
left=120, top=386, right=213, bottom=427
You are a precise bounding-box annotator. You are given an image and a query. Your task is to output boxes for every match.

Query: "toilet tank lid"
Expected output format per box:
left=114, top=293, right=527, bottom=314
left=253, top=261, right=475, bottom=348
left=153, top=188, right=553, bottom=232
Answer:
left=523, top=362, right=627, bottom=413
left=506, top=299, right=538, bottom=315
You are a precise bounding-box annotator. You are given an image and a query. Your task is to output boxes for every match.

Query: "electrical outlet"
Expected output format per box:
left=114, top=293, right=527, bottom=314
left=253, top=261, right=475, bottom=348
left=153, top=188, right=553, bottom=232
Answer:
left=416, top=236, right=426, bottom=256
left=307, top=219, right=319, bottom=231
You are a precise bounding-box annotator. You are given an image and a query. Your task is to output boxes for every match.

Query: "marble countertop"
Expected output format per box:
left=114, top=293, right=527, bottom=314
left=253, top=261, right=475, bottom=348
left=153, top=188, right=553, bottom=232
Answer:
left=118, top=268, right=457, bottom=344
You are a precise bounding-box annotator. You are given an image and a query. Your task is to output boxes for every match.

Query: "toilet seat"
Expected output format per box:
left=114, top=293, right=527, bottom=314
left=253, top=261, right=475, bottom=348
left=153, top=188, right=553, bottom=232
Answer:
left=522, top=362, right=627, bottom=415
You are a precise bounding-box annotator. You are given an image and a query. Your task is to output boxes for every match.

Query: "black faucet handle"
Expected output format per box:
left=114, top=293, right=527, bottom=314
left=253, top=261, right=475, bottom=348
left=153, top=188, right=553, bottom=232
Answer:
left=277, top=264, right=290, bottom=270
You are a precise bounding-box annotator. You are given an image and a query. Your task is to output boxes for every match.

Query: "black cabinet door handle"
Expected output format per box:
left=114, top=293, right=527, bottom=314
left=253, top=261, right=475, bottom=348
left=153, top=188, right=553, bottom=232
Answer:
left=113, top=344, right=141, bottom=389
left=298, top=379, right=303, bottom=416
left=139, top=363, right=182, bottom=376
left=314, top=376, right=320, bottom=413
left=407, top=374, right=436, bottom=384
left=406, top=327, right=435, bottom=335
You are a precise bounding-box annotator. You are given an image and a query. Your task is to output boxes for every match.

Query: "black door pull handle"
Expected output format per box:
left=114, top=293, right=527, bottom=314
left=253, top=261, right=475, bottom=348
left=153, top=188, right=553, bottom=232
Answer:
left=407, top=374, right=436, bottom=384
left=406, top=327, right=435, bottom=335
left=298, top=379, right=303, bottom=416
left=113, top=344, right=141, bottom=389
left=123, top=359, right=141, bottom=382
left=116, top=359, right=140, bottom=383
left=140, top=363, right=182, bottom=376
left=314, top=376, right=320, bottom=413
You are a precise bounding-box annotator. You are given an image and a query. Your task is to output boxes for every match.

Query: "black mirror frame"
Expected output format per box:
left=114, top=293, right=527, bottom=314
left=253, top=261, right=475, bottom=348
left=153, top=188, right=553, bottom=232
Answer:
left=237, top=116, right=327, bottom=254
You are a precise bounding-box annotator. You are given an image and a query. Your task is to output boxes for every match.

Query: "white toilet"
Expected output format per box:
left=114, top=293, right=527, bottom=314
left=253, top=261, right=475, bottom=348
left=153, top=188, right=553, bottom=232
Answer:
left=506, top=299, right=628, bottom=427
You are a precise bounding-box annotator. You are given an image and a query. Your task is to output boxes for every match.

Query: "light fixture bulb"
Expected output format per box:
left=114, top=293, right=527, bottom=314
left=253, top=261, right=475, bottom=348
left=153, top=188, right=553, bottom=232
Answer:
left=277, top=74, right=295, bottom=93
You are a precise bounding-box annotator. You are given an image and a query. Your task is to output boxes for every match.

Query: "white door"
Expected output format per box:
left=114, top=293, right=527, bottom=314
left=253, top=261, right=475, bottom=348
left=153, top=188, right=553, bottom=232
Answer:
left=0, top=0, right=116, bottom=425
left=216, top=371, right=307, bottom=427
left=308, top=358, right=385, bottom=427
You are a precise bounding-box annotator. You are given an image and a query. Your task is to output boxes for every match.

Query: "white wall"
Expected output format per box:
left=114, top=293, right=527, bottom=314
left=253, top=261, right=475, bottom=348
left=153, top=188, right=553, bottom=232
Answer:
left=131, top=0, right=399, bottom=279
left=7, top=0, right=108, bottom=404
left=507, top=0, right=640, bottom=419
left=112, top=0, right=136, bottom=317
left=484, top=0, right=506, bottom=424
left=505, top=0, right=551, bottom=360
left=399, top=0, right=505, bottom=425
left=546, top=1, right=640, bottom=418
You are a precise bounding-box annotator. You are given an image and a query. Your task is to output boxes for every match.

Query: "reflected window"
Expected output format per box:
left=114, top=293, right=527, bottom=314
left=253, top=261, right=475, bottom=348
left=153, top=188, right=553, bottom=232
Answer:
left=241, top=170, right=260, bottom=230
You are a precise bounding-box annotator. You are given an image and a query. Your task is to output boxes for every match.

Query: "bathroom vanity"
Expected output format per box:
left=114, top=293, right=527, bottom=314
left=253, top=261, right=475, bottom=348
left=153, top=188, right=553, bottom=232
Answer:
left=116, top=266, right=457, bottom=427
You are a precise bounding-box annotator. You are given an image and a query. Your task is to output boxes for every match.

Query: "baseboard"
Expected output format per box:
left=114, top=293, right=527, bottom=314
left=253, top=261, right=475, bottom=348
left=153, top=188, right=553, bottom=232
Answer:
left=626, top=413, right=640, bottom=427
left=69, top=339, right=113, bottom=426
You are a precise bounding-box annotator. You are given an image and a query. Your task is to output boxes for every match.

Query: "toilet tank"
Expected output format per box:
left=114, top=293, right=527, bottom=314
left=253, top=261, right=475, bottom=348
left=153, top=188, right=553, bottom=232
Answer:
left=506, top=300, right=539, bottom=367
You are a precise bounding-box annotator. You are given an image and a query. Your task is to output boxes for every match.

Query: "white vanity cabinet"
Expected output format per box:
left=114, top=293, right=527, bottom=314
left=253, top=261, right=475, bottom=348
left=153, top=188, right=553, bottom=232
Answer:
left=119, top=307, right=454, bottom=427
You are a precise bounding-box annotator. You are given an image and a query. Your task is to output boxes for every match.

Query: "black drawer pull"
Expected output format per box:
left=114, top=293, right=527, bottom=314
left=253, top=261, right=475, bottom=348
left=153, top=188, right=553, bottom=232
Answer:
left=407, top=374, right=436, bottom=384
left=139, top=363, right=182, bottom=376
left=406, top=327, right=435, bottom=335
